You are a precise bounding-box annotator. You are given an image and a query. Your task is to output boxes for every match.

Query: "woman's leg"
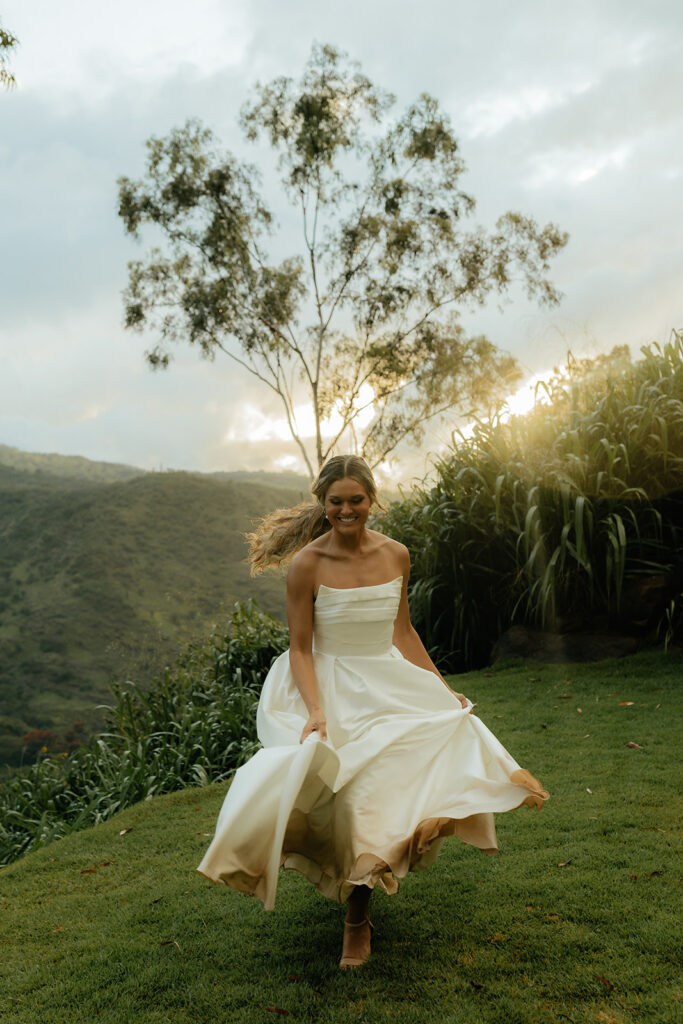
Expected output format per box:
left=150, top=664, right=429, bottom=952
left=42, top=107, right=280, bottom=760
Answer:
left=346, top=883, right=372, bottom=923
left=340, top=884, right=373, bottom=968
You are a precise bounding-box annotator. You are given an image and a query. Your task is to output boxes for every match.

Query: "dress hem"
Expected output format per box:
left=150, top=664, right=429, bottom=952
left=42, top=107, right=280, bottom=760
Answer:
left=196, top=784, right=546, bottom=910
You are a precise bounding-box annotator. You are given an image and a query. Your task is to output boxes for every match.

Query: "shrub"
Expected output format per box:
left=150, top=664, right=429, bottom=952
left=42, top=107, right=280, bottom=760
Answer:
left=382, top=333, right=683, bottom=670
left=0, top=601, right=289, bottom=866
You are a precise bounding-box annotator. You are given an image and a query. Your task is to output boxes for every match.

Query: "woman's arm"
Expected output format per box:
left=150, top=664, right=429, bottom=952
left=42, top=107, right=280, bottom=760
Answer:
left=392, top=546, right=470, bottom=711
left=286, top=554, right=328, bottom=742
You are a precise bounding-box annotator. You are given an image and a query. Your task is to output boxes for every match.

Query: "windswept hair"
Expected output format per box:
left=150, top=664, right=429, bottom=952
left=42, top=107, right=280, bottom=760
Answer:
left=246, top=454, right=384, bottom=575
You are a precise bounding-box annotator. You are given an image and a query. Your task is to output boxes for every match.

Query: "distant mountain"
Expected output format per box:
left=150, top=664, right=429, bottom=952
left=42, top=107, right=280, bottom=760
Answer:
left=208, top=468, right=312, bottom=491
left=0, top=454, right=306, bottom=765
left=0, top=444, right=312, bottom=492
left=0, top=444, right=146, bottom=485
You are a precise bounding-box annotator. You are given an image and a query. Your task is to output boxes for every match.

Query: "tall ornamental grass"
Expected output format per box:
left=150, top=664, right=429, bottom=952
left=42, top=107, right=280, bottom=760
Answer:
left=0, top=602, right=288, bottom=867
left=382, top=332, right=683, bottom=670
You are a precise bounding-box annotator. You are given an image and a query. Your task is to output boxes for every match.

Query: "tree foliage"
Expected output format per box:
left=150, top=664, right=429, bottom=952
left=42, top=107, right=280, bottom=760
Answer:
left=118, top=44, right=568, bottom=474
left=0, top=20, right=19, bottom=90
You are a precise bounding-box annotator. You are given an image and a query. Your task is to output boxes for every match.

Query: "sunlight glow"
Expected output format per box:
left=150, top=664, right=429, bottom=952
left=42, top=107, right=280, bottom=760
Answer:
left=274, top=454, right=300, bottom=472
left=224, top=383, right=377, bottom=446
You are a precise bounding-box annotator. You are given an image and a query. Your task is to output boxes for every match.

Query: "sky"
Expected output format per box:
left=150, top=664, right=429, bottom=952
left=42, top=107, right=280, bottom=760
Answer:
left=1, top=0, right=681, bottom=484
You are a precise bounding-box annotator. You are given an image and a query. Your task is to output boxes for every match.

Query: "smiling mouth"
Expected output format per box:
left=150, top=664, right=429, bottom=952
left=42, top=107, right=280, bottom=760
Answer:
left=337, top=516, right=358, bottom=522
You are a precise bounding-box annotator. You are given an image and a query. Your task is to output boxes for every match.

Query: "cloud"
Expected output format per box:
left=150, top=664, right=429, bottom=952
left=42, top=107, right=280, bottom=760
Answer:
left=0, top=0, right=681, bottom=479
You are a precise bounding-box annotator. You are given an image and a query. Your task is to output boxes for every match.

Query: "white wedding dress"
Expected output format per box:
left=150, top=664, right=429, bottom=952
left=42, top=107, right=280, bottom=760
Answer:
left=197, top=577, right=548, bottom=909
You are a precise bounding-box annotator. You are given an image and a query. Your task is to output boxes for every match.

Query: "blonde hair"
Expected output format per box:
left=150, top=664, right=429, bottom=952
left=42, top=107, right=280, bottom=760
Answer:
left=246, top=455, right=384, bottom=574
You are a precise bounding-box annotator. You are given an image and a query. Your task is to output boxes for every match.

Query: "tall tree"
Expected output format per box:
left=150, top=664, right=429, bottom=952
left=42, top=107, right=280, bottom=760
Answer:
left=0, top=20, right=19, bottom=89
left=118, top=44, right=568, bottom=475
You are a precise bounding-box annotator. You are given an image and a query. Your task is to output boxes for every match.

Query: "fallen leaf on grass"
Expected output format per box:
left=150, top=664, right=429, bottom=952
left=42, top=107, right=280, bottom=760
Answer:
left=160, top=940, right=182, bottom=952
left=557, top=859, right=573, bottom=867
left=582, top=734, right=591, bottom=738
left=80, top=861, right=112, bottom=873
left=197, top=832, right=213, bottom=837
left=288, top=975, right=300, bottom=981
left=53, top=926, right=64, bottom=932
left=594, top=973, right=614, bottom=990
left=150, top=897, right=163, bottom=904
left=586, top=788, right=593, bottom=794
left=619, top=701, right=634, bottom=707
left=639, top=826, right=667, bottom=833
left=559, top=694, right=572, bottom=699
left=577, top=707, right=583, bottom=713
left=528, top=677, right=539, bottom=681
left=628, top=874, right=638, bottom=881
left=648, top=869, right=664, bottom=877
left=119, top=828, right=133, bottom=835
left=625, top=741, right=643, bottom=749
left=263, top=1009, right=290, bottom=1016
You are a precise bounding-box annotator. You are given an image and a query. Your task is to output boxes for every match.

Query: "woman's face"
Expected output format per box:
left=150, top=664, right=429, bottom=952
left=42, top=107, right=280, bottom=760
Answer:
left=324, top=476, right=372, bottom=533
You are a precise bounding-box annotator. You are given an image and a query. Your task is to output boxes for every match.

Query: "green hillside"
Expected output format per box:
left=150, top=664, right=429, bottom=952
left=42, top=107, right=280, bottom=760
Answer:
left=0, top=460, right=306, bottom=764
left=0, top=444, right=146, bottom=484
left=0, top=444, right=310, bottom=492
left=1, top=652, right=679, bottom=1024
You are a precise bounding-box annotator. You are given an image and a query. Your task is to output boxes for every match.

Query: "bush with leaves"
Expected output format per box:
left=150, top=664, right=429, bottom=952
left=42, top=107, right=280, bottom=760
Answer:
left=0, top=602, right=289, bottom=866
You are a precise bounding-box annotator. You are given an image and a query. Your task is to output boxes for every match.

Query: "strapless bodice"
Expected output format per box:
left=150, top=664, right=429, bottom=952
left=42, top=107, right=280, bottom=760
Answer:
left=312, top=576, right=403, bottom=657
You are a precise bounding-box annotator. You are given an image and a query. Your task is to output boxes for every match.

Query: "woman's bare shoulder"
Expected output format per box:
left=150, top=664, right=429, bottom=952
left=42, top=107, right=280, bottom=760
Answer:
left=287, top=546, right=320, bottom=587
left=367, top=529, right=409, bottom=558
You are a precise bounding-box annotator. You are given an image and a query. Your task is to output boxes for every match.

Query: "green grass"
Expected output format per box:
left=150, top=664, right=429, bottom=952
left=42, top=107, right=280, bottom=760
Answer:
left=1, top=649, right=680, bottom=1024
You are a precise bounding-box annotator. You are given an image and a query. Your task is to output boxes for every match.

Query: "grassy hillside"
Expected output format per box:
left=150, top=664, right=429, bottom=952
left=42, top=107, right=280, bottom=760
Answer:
left=0, top=460, right=306, bottom=763
left=1, top=651, right=679, bottom=1024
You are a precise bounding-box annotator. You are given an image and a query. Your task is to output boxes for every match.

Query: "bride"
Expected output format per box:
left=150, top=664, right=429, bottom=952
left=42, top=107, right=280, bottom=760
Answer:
left=197, top=454, right=548, bottom=969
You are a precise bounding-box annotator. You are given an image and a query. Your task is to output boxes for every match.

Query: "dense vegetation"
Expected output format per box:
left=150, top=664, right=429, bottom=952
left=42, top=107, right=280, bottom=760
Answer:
left=0, top=451, right=306, bottom=764
left=381, top=333, right=683, bottom=671
left=0, top=601, right=289, bottom=866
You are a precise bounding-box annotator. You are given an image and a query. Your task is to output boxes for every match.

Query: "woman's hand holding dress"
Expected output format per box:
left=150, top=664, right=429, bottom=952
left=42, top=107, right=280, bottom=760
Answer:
left=300, top=708, right=328, bottom=743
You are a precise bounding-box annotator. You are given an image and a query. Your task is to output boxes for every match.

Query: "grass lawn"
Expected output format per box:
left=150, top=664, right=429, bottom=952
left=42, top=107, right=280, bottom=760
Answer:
left=1, top=649, right=680, bottom=1024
